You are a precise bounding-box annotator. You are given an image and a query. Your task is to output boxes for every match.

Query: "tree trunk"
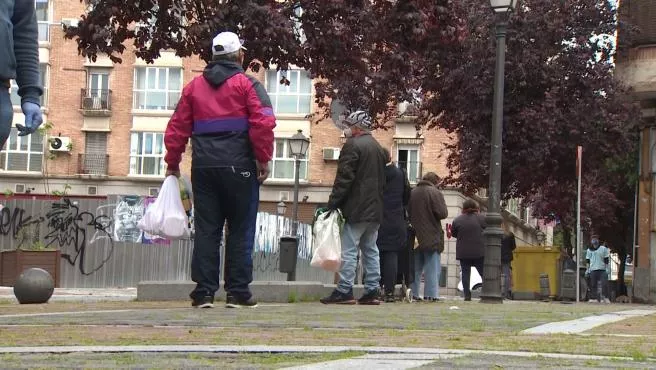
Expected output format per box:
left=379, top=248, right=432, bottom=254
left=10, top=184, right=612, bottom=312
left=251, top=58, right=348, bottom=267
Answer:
left=562, top=226, right=574, bottom=256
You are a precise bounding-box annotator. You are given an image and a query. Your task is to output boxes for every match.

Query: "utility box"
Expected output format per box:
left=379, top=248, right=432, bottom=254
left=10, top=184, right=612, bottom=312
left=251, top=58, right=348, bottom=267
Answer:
left=279, top=236, right=299, bottom=274
left=560, top=269, right=577, bottom=300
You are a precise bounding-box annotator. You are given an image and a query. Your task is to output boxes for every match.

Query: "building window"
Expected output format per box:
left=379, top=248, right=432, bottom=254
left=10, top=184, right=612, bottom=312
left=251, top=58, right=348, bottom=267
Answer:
left=10, top=64, right=48, bottom=107
left=133, top=67, right=182, bottom=110
left=0, top=128, right=44, bottom=172
left=269, top=138, right=308, bottom=181
left=36, top=0, right=50, bottom=42
left=266, top=69, right=312, bottom=115
left=397, top=146, right=421, bottom=184
left=129, top=132, right=165, bottom=176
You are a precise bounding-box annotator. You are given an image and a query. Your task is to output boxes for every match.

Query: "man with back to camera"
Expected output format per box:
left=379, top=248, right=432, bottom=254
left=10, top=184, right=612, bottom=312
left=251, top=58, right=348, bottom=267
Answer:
left=320, top=110, right=387, bottom=305
left=164, top=32, right=276, bottom=309
left=1, top=1, right=44, bottom=147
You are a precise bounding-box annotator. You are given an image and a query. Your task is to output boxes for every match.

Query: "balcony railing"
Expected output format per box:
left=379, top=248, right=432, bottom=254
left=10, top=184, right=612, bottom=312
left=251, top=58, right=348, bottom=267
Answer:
left=80, top=89, right=112, bottom=116
left=78, top=154, right=109, bottom=176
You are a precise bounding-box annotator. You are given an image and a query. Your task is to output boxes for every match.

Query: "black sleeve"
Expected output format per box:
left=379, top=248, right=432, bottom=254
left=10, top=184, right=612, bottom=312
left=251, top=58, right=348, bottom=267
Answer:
left=451, top=218, right=459, bottom=238
left=402, top=169, right=411, bottom=206
left=12, top=1, right=43, bottom=105
left=328, top=141, right=359, bottom=209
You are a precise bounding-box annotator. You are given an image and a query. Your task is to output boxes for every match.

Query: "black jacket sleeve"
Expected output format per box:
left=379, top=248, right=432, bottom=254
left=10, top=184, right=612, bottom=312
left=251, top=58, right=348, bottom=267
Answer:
left=12, top=1, right=43, bottom=105
left=328, top=140, right=359, bottom=209
left=402, top=170, right=411, bottom=207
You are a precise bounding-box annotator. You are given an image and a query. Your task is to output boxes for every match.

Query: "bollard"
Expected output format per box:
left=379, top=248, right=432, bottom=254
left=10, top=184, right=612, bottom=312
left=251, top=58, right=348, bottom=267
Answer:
left=13, top=268, right=55, bottom=304
left=539, top=273, right=550, bottom=300
left=279, top=236, right=298, bottom=281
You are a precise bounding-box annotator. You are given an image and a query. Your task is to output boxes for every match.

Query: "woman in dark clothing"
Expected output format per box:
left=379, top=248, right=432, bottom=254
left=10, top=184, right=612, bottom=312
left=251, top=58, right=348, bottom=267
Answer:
left=376, top=148, right=411, bottom=302
left=451, top=199, right=486, bottom=301
left=501, top=223, right=517, bottom=299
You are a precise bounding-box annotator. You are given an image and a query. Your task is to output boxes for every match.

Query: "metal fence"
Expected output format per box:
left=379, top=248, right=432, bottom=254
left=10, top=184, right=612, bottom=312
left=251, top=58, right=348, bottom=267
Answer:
left=0, top=196, right=333, bottom=288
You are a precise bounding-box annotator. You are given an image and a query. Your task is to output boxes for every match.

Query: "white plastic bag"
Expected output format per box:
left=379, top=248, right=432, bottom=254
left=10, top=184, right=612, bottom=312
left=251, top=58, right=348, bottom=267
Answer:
left=310, top=209, right=343, bottom=272
left=138, top=176, right=190, bottom=240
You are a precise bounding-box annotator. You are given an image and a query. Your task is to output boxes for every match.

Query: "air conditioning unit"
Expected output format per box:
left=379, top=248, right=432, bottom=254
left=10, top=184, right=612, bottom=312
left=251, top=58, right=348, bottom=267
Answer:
left=49, top=137, right=71, bottom=152
left=61, top=18, right=79, bottom=28
left=322, top=147, right=340, bottom=161
left=87, top=186, right=98, bottom=195
left=14, top=184, right=25, bottom=193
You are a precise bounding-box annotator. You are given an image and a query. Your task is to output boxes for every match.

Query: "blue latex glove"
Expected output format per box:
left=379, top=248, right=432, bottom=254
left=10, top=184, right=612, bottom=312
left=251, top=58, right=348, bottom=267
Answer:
left=16, top=102, right=43, bottom=136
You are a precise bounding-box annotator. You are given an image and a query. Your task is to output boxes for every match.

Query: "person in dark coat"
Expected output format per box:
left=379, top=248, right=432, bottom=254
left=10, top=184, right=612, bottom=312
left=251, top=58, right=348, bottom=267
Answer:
left=501, top=223, right=516, bottom=299
left=376, top=148, right=411, bottom=302
left=408, top=172, right=448, bottom=301
left=451, top=199, right=486, bottom=301
left=320, top=110, right=387, bottom=305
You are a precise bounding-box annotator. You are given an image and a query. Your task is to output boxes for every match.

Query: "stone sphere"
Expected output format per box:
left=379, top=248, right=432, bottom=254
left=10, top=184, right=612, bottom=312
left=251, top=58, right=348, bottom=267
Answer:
left=13, top=268, right=55, bottom=304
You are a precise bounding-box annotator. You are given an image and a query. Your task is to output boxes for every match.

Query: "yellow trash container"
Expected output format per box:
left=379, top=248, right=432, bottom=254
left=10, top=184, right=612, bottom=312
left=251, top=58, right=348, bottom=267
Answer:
left=511, top=246, right=561, bottom=300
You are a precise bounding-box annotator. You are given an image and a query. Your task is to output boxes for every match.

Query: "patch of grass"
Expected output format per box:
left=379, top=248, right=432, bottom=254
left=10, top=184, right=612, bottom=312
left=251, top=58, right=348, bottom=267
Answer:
left=244, top=351, right=364, bottom=366
left=113, top=354, right=138, bottom=365
left=470, top=320, right=485, bottom=332
left=288, top=291, right=299, bottom=303
left=585, top=359, right=601, bottom=366
left=630, top=349, right=647, bottom=361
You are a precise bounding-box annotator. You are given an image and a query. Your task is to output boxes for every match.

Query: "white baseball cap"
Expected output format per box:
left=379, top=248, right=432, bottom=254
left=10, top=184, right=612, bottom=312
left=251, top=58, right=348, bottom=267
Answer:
left=212, top=32, right=246, bottom=56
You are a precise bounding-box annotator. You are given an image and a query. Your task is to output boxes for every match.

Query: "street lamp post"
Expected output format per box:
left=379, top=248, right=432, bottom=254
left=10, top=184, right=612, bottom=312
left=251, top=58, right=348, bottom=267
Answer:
left=285, top=130, right=310, bottom=281
left=481, top=0, right=518, bottom=303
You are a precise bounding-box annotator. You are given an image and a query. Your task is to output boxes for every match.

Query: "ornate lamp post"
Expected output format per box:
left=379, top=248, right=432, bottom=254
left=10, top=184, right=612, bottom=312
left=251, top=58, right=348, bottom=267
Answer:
left=281, top=129, right=310, bottom=281
left=481, top=0, right=518, bottom=303
left=276, top=201, right=287, bottom=217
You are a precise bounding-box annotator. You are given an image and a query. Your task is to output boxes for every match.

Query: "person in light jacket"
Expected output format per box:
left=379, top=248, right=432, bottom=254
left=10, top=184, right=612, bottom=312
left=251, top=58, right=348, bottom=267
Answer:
left=408, top=172, right=448, bottom=302
left=451, top=199, right=486, bottom=301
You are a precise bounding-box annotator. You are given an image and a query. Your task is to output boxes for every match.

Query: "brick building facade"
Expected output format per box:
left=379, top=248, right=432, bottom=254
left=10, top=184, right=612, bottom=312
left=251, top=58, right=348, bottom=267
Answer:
left=3, top=0, right=543, bottom=295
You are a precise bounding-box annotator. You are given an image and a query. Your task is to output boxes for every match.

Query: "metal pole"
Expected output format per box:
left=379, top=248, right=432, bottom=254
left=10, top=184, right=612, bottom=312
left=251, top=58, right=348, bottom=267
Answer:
left=481, top=19, right=507, bottom=303
left=288, top=155, right=301, bottom=281
left=576, top=146, right=582, bottom=302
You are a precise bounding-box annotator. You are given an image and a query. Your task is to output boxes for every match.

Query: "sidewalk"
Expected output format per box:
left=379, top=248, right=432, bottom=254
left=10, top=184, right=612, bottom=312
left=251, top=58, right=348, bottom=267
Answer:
left=0, top=287, right=137, bottom=302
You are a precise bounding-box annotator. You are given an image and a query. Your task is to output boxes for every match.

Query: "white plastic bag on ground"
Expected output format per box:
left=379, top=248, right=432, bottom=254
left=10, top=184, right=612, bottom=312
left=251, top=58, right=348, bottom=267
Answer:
left=310, top=209, right=343, bottom=272
left=138, top=175, right=190, bottom=240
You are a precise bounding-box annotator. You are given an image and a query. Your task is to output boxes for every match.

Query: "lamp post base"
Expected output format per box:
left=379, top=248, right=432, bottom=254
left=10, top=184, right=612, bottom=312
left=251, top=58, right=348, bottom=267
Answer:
left=480, top=211, right=504, bottom=304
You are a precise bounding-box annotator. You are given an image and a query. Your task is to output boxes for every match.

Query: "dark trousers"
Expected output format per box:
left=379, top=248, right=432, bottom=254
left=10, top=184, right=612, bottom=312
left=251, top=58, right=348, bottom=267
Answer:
left=190, top=167, right=259, bottom=301
left=379, top=251, right=399, bottom=295
left=590, top=269, right=608, bottom=301
left=460, top=257, right=485, bottom=298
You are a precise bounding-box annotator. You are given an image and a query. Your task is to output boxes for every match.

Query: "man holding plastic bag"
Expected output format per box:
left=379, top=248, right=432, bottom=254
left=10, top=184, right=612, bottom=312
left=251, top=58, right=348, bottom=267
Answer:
left=163, top=32, right=275, bottom=309
left=319, top=111, right=387, bottom=305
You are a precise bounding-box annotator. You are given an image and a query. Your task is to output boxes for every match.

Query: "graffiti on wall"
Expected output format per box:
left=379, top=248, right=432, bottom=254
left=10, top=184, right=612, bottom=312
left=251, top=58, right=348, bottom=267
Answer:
left=113, top=196, right=145, bottom=243
left=44, top=199, right=115, bottom=275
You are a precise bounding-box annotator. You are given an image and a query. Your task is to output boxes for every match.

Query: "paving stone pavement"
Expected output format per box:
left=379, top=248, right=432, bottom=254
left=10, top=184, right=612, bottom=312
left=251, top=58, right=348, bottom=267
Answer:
left=521, top=309, right=656, bottom=334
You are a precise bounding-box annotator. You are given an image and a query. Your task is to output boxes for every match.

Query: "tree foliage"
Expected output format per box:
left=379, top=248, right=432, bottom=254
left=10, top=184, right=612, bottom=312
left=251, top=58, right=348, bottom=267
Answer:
left=66, top=0, right=639, bottom=254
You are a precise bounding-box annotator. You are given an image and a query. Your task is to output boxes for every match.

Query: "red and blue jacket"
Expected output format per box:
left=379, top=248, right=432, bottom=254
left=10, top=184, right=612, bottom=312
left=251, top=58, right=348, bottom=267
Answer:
left=164, top=61, right=276, bottom=171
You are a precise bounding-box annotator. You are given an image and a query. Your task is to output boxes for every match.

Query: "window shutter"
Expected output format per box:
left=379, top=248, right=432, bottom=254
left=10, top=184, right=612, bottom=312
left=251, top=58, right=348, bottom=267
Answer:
left=85, top=132, right=108, bottom=154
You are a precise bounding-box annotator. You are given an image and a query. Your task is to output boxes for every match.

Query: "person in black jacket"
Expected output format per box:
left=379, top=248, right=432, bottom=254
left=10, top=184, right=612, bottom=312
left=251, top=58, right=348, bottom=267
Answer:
left=320, top=110, right=387, bottom=305
left=451, top=199, right=486, bottom=301
left=0, top=1, right=44, bottom=147
left=501, top=223, right=516, bottom=299
left=376, top=148, right=411, bottom=302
